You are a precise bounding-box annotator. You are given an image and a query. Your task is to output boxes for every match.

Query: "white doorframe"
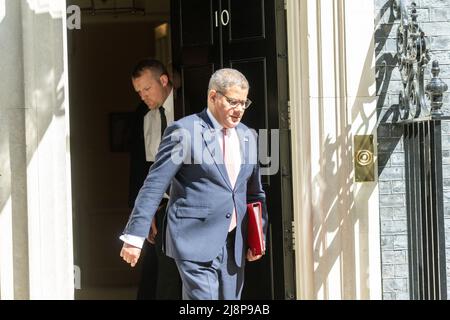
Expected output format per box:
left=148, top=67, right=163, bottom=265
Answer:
left=24, top=0, right=74, bottom=299
left=286, top=0, right=382, bottom=300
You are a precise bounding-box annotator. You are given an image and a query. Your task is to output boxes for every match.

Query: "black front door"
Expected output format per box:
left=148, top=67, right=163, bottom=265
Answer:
left=171, top=0, right=295, bottom=299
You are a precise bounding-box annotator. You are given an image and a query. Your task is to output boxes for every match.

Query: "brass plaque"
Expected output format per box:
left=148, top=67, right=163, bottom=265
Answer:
left=354, top=135, right=375, bottom=182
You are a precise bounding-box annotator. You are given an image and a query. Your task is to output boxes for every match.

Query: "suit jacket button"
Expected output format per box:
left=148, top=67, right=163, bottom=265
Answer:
left=226, top=213, right=231, bottom=218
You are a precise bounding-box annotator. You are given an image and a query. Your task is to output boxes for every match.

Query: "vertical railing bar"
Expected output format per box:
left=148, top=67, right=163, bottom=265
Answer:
left=404, top=123, right=415, bottom=299
left=409, top=123, right=416, bottom=299
left=430, top=120, right=438, bottom=298
left=419, top=122, right=430, bottom=299
left=431, top=120, right=447, bottom=299
left=430, top=121, right=442, bottom=300
left=417, top=122, right=425, bottom=299
left=418, top=122, right=426, bottom=299
left=430, top=121, right=438, bottom=300
left=410, top=123, right=419, bottom=299
left=423, top=121, right=433, bottom=299
left=412, top=122, right=424, bottom=299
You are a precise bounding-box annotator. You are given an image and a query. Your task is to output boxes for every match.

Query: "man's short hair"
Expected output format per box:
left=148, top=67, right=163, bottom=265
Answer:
left=208, top=68, right=250, bottom=93
left=132, top=58, right=169, bottom=80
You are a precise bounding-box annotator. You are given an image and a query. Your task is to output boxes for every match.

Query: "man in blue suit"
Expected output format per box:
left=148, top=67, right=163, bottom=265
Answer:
left=120, top=68, right=268, bottom=300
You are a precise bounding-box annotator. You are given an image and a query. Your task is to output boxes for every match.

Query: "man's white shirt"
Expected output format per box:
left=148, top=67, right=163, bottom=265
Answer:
left=143, top=89, right=174, bottom=162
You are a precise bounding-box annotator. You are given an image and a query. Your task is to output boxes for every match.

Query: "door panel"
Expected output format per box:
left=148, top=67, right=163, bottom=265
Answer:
left=181, top=64, right=215, bottom=115
left=180, top=0, right=215, bottom=46
left=172, top=0, right=221, bottom=119
left=228, top=0, right=266, bottom=42
left=229, top=58, right=268, bottom=133
left=230, top=58, right=271, bottom=188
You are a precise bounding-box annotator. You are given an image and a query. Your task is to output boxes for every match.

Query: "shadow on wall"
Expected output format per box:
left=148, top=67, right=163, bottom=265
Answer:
left=375, top=0, right=411, bottom=300
left=0, top=1, right=66, bottom=237
left=0, top=0, right=5, bottom=24
left=375, top=0, right=404, bottom=172
left=0, top=0, right=68, bottom=299
left=311, top=130, right=354, bottom=297
left=311, top=11, right=378, bottom=297
left=0, top=1, right=14, bottom=220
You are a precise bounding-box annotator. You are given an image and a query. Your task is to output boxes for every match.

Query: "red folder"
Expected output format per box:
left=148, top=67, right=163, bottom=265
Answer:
left=247, top=202, right=265, bottom=255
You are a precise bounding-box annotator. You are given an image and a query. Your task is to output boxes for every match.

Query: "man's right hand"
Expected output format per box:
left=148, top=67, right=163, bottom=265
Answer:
left=120, top=243, right=142, bottom=267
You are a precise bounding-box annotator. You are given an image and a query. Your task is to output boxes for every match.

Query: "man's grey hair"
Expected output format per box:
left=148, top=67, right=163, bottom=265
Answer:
left=208, top=68, right=250, bottom=93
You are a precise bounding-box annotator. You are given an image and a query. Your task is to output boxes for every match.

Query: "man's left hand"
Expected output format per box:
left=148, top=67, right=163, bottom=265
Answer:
left=246, top=249, right=264, bottom=262
left=147, top=217, right=158, bottom=244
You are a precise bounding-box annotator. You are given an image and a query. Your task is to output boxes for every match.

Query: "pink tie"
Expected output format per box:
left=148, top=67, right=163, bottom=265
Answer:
left=222, top=128, right=237, bottom=231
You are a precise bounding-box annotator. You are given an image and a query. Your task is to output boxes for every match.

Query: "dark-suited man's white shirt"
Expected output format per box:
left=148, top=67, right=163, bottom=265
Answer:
left=143, top=89, right=174, bottom=162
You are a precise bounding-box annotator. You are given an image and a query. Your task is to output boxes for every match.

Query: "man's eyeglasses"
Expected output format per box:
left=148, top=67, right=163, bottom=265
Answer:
left=216, top=91, right=252, bottom=110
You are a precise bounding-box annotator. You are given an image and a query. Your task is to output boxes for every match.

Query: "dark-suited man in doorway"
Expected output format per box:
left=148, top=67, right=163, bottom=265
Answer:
left=121, top=68, right=268, bottom=300
left=127, top=58, right=181, bottom=300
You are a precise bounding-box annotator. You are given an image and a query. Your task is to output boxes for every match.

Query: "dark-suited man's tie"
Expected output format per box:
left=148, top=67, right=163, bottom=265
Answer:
left=159, top=106, right=167, bottom=138
left=222, top=128, right=237, bottom=231
left=160, top=106, right=170, bottom=197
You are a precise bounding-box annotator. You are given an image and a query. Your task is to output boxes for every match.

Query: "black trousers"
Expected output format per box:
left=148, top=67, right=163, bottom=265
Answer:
left=136, top=201, right=182, bottom=300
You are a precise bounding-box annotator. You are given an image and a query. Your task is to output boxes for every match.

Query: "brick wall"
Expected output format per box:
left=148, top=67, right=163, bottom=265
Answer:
left=375, top=0, right=450, bottom=300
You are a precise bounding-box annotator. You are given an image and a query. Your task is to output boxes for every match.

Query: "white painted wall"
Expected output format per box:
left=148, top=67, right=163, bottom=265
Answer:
left=0, top=0, right=74, bottom=300
left=287, top=0, right=381, bottom=300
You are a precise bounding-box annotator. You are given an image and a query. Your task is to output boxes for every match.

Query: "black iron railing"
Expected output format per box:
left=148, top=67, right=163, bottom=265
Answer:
left=393, top=0, right=448, bottom=299
left=403, top=119, right=448, bottom=299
